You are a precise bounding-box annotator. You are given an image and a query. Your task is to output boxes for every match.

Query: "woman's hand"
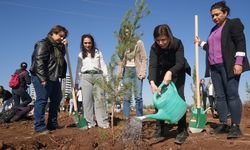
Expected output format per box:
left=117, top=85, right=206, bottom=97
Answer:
left=234, top=64, right=243, bottom=75
left=194, top=36, right=201, bottom=45
left=62, top=39, right=68, bottom=47
left=150, top=81, right=161, bottom=95
left=163, top=71, right=172, bottom=85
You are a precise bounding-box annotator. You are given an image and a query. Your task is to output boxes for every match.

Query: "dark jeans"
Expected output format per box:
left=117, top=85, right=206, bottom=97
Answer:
left=12, top=88, right=32, bottom=107
left=210, top=64, right=242, bottom=124
left=201, top=93, right=207, bottom=110
left=32, top=75, right=62, bottom=132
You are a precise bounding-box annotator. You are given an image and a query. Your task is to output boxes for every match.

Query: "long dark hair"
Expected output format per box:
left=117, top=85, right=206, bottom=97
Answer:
left=210, top=1, right=230, bottom=16
left=80, top=34, right=96, bottom=59
left=153, top=24, right=174, bottom=49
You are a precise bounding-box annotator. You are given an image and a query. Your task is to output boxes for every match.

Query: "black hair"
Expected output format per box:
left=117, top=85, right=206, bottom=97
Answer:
left=210, top=1, right=230, bottom=16
left=20, top=62, right=27, bottom=70
left=0, top=85, right=4, bottom=94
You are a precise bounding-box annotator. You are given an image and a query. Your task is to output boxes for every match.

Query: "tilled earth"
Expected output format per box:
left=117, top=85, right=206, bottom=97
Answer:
left=1, top=105, right=250, bottom=150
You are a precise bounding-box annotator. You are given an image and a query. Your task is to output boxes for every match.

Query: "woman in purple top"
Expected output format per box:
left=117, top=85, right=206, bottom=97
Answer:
left=195, top=1, right=250, bottom=139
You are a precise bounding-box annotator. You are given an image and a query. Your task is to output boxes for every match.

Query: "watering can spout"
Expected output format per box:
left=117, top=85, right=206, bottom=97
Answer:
left=135, top=116, right=146, bottom=121
left=144, top=110, right=170, bottom=121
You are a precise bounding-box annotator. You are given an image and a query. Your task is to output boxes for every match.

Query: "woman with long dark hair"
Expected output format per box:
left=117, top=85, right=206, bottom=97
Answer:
left=75, top=34, right=109, bottom=129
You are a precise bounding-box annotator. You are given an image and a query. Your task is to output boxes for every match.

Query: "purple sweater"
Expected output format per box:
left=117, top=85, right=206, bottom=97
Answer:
left=207, top=24, right=243, bottom=65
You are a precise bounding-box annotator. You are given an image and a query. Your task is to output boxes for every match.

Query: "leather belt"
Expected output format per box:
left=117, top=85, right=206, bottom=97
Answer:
left=82, top=70, right=101, bottom=74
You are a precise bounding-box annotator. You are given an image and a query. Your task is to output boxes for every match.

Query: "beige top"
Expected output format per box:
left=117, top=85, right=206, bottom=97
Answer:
left=117, top=40, right=147, bottom=79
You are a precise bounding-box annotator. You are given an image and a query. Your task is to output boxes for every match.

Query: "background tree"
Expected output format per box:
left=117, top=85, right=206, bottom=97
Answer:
left=190, top=64, right=197, bottom=106
left=246, top=81, right=250, bottom=103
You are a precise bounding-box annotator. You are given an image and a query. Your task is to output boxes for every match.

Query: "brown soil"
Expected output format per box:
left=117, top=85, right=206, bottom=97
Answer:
left=1, top=105, right=250, bottom=150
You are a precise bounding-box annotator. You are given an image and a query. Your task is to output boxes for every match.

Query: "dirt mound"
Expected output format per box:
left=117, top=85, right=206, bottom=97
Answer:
left=1, top=106, right=250, bottom=150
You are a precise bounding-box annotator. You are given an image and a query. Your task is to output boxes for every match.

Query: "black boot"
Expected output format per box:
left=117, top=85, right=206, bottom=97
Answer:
left=175, top=129, right=189, bottom=144
left=150, top=120, right=166, bottom=144
left=227, top=123, right=241, bottom=139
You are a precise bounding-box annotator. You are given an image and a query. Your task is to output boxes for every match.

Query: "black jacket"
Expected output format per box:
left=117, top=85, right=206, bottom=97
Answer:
left=148, top=37, right=191, bottom=85
left=203, top=18, right=250, bottom=78
left=30, top=37, right=67, bottom=82
left=0, top=90, right=12, bottom=102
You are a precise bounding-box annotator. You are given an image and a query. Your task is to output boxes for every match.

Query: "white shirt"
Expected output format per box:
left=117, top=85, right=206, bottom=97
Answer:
left=77, top=90, right=83, bottom=102
left=78, top=49, right=108, bottom=77
left=208, top=84, right=215, bottom=97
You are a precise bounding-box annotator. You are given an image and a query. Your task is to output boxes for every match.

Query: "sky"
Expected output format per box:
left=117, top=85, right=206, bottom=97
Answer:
left=0, top=0, right=250, bottom=105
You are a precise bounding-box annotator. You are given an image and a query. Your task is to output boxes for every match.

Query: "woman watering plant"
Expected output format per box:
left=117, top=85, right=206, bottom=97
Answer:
left=148, top=24, right=191, bottom=144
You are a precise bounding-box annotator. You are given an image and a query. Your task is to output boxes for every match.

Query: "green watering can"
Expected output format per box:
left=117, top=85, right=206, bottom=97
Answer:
left=136, top=82, right=188, bottom=124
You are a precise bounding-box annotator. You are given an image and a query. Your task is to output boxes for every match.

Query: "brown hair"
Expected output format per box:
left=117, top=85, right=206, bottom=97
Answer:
left=48, top=25, right=68, bottom=38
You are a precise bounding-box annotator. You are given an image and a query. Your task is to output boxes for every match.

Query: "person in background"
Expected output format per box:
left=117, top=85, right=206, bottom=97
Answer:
left=206, top=79, right=217, bottom=118
left=76, top=87, right=83, bottom=113
left=69, top=96, right=74, bottom=114
left=200, top=79, right=207, bottom=110
left=0, top=85, right=13, bottom=112
left=30, top=25, right=68, bottom=133
left=75, top=34, right=109, bottom=129
left=117, top=25, right=147, bottom=119
left=11, top=62, right=32, bottom=107
left=194, top=1, right=250, bottom=138
left=148, top=24, right=191, bottom=144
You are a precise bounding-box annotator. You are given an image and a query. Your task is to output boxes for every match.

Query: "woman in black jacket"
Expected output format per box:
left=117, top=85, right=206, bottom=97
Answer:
left=148, top=24, right=190, bottom=144
left=30, top=25, right=68, bottom=133
left=195, top=1, right=250, bottom=138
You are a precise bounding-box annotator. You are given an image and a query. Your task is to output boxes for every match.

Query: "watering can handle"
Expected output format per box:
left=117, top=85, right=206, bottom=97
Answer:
left=159, top=82, right=177, bottom=92
left=154, top=82, right=177, bottom=97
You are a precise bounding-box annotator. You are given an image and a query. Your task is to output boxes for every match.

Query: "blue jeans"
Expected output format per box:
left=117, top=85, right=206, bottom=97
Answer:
left=32, top=75, right=62, bottom=132
left=122, top=67, right=143, bottom=117
left=210, top=64, right=242, bottom=124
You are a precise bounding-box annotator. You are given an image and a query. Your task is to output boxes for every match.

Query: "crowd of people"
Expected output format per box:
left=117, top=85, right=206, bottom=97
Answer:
left=0, top=0, right=250, bottom=145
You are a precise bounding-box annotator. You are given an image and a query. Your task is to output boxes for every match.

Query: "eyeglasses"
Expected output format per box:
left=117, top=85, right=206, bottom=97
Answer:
left=84, top=42, right=92, bottom=44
